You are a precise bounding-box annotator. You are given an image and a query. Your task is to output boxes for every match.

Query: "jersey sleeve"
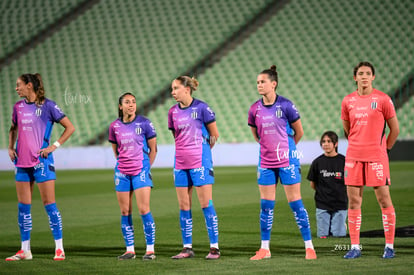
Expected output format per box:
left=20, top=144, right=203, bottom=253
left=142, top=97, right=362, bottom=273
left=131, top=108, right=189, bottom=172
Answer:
left=382, top=96, right=397, bottom=121
left=108, top=123, right=116, bottom=144
left=168, top=108, right=174, bottom=131
left=341, top=97, right=349, bottom=121
left=48, top=100, right=66, bottom=123
left=202, top=104, right=216, bottom=124
left=286, top=102, right=300, bottom=123
left=12, top=103, right=18, bottom=125
left=144, top=119, right=157, bottom=139
left=248, top=104, right=256, bottom=127
left=306, top=159, right=318, bottom=182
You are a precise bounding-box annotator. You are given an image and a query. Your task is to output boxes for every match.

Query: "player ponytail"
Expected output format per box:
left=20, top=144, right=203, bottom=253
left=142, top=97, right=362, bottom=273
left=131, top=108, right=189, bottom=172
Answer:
left=118, top=92, right=136, bottom=119
left=19, top=73, right=46, bottom=105
left=260, top=65, right=279, bottom=90
left=175, top=76, right=199, bottom=95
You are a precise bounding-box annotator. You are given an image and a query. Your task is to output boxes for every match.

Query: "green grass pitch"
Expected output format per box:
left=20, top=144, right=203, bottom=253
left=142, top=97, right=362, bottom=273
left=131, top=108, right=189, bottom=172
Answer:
left=1, top=162, right=413, bottom=274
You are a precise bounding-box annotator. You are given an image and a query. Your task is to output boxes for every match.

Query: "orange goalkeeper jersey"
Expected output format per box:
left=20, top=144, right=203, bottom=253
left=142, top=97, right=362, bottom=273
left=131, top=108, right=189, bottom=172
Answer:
left=341, top=89, right=396, bottom=162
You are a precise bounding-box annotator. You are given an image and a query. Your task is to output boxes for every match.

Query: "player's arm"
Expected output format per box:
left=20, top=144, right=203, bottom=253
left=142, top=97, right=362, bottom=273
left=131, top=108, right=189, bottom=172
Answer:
left=147, top=137, right=157, bottom=166
left=342, top=120, right=350, bottom=139
left=291, top=119, right=304, bottom=144
left=310, top=181, right=316, bottom=190
left=206, top=121, right=219, bottom=149
left=111, top=143, right=119, bottom=158
left=8, top=122, right=18, bottom=161
left=249, top=126, right=259, bottom=142
left=386, top=116, right=399, bottom=150
left=40, top=117, right=75, bottom=158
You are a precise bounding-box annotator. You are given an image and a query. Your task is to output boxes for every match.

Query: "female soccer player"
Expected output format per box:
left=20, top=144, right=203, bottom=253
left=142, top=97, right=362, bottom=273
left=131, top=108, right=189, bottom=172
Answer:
left=248, top=65, right=316, bottom=260
left=109, top=93, right=157, bottom=260
left=168, top=76, right=220, bottom=260
left=307, top=131, right=347, bottom=238
left=6, top=73, right=75, bottom=261
left=341, top=61, right=399, bottom=259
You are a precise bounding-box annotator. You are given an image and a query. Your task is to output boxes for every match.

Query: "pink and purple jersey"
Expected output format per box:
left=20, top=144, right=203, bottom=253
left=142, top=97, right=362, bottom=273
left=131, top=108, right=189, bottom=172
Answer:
left=248, top=95, right=300, bottom=168
left=109, top=115, right=156, bottom=176
left=108, top=115, right=157, bottom=176
left=168, top=98, right=215, bottom=169
left=12, top=98, right=66, bottom=168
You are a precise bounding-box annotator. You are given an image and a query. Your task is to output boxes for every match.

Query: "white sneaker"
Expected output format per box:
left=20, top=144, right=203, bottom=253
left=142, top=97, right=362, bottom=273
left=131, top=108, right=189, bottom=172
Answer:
left=5, top=250, right=33, bottom=261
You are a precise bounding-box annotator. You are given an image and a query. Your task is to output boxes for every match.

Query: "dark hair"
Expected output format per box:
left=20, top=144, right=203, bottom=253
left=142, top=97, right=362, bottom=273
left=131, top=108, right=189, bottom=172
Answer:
left=320, top=131, right=339, bottom=152
left=118, top=92, right=136, bottom=118
left=260, top=65, right=278, bottom=90
left=19, top=73, right=45, bottom=105
left=353, top=61, right=375, bottom=77
left=175, top=76, right=199, bottom=95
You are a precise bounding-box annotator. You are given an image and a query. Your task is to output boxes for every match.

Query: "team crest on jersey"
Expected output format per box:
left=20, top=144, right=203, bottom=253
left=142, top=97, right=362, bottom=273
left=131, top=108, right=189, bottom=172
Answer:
left=135, top=127, right=142, bottom=135
left=35, top=108, right=42, bottom=117
left=275, top=108, right=283, bottom=118
left=371, top=101, right=377, bottom=110
left=191, top=111, right=198, bottom=119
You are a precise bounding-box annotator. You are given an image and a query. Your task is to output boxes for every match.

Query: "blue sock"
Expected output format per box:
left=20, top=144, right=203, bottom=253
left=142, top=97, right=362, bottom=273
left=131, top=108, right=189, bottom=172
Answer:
left=288, top=199, right=312, bottom=241
left=202, top=202, right=219, bottom=245
left=121, top=215, right=134, bottom=247
left=260, top=199, right=275, bottom=241
left=180, top=210, right=192, bottom=246
left=44, top=203, right=62, bottom=240
left=141, top=212, right=155, bottom=246
left=18, top=203, right=32, bottom=242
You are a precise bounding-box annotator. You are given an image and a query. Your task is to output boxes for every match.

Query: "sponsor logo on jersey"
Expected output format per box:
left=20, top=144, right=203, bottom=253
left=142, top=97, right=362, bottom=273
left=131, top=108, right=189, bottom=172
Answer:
left=21, top=119, right=33, bottom=124
left=178, top=116, right=189, bottom=122
left=262, top=122, right=275, bottom=128
left=262, top=115, right=273, bottom=120
left=355, top=112, right=368, bottom=118
left=178, top=123, right=190, bottom=130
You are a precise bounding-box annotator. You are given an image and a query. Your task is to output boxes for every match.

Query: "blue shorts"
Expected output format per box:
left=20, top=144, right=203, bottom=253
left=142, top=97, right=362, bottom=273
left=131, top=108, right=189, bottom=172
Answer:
left=257, top=164, right=301, bottom=185
left=114, top=166, right=153, bottom=192
left=15, top=157, right=56, bottom=183
left=174, top=167, right=214, bottom=187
